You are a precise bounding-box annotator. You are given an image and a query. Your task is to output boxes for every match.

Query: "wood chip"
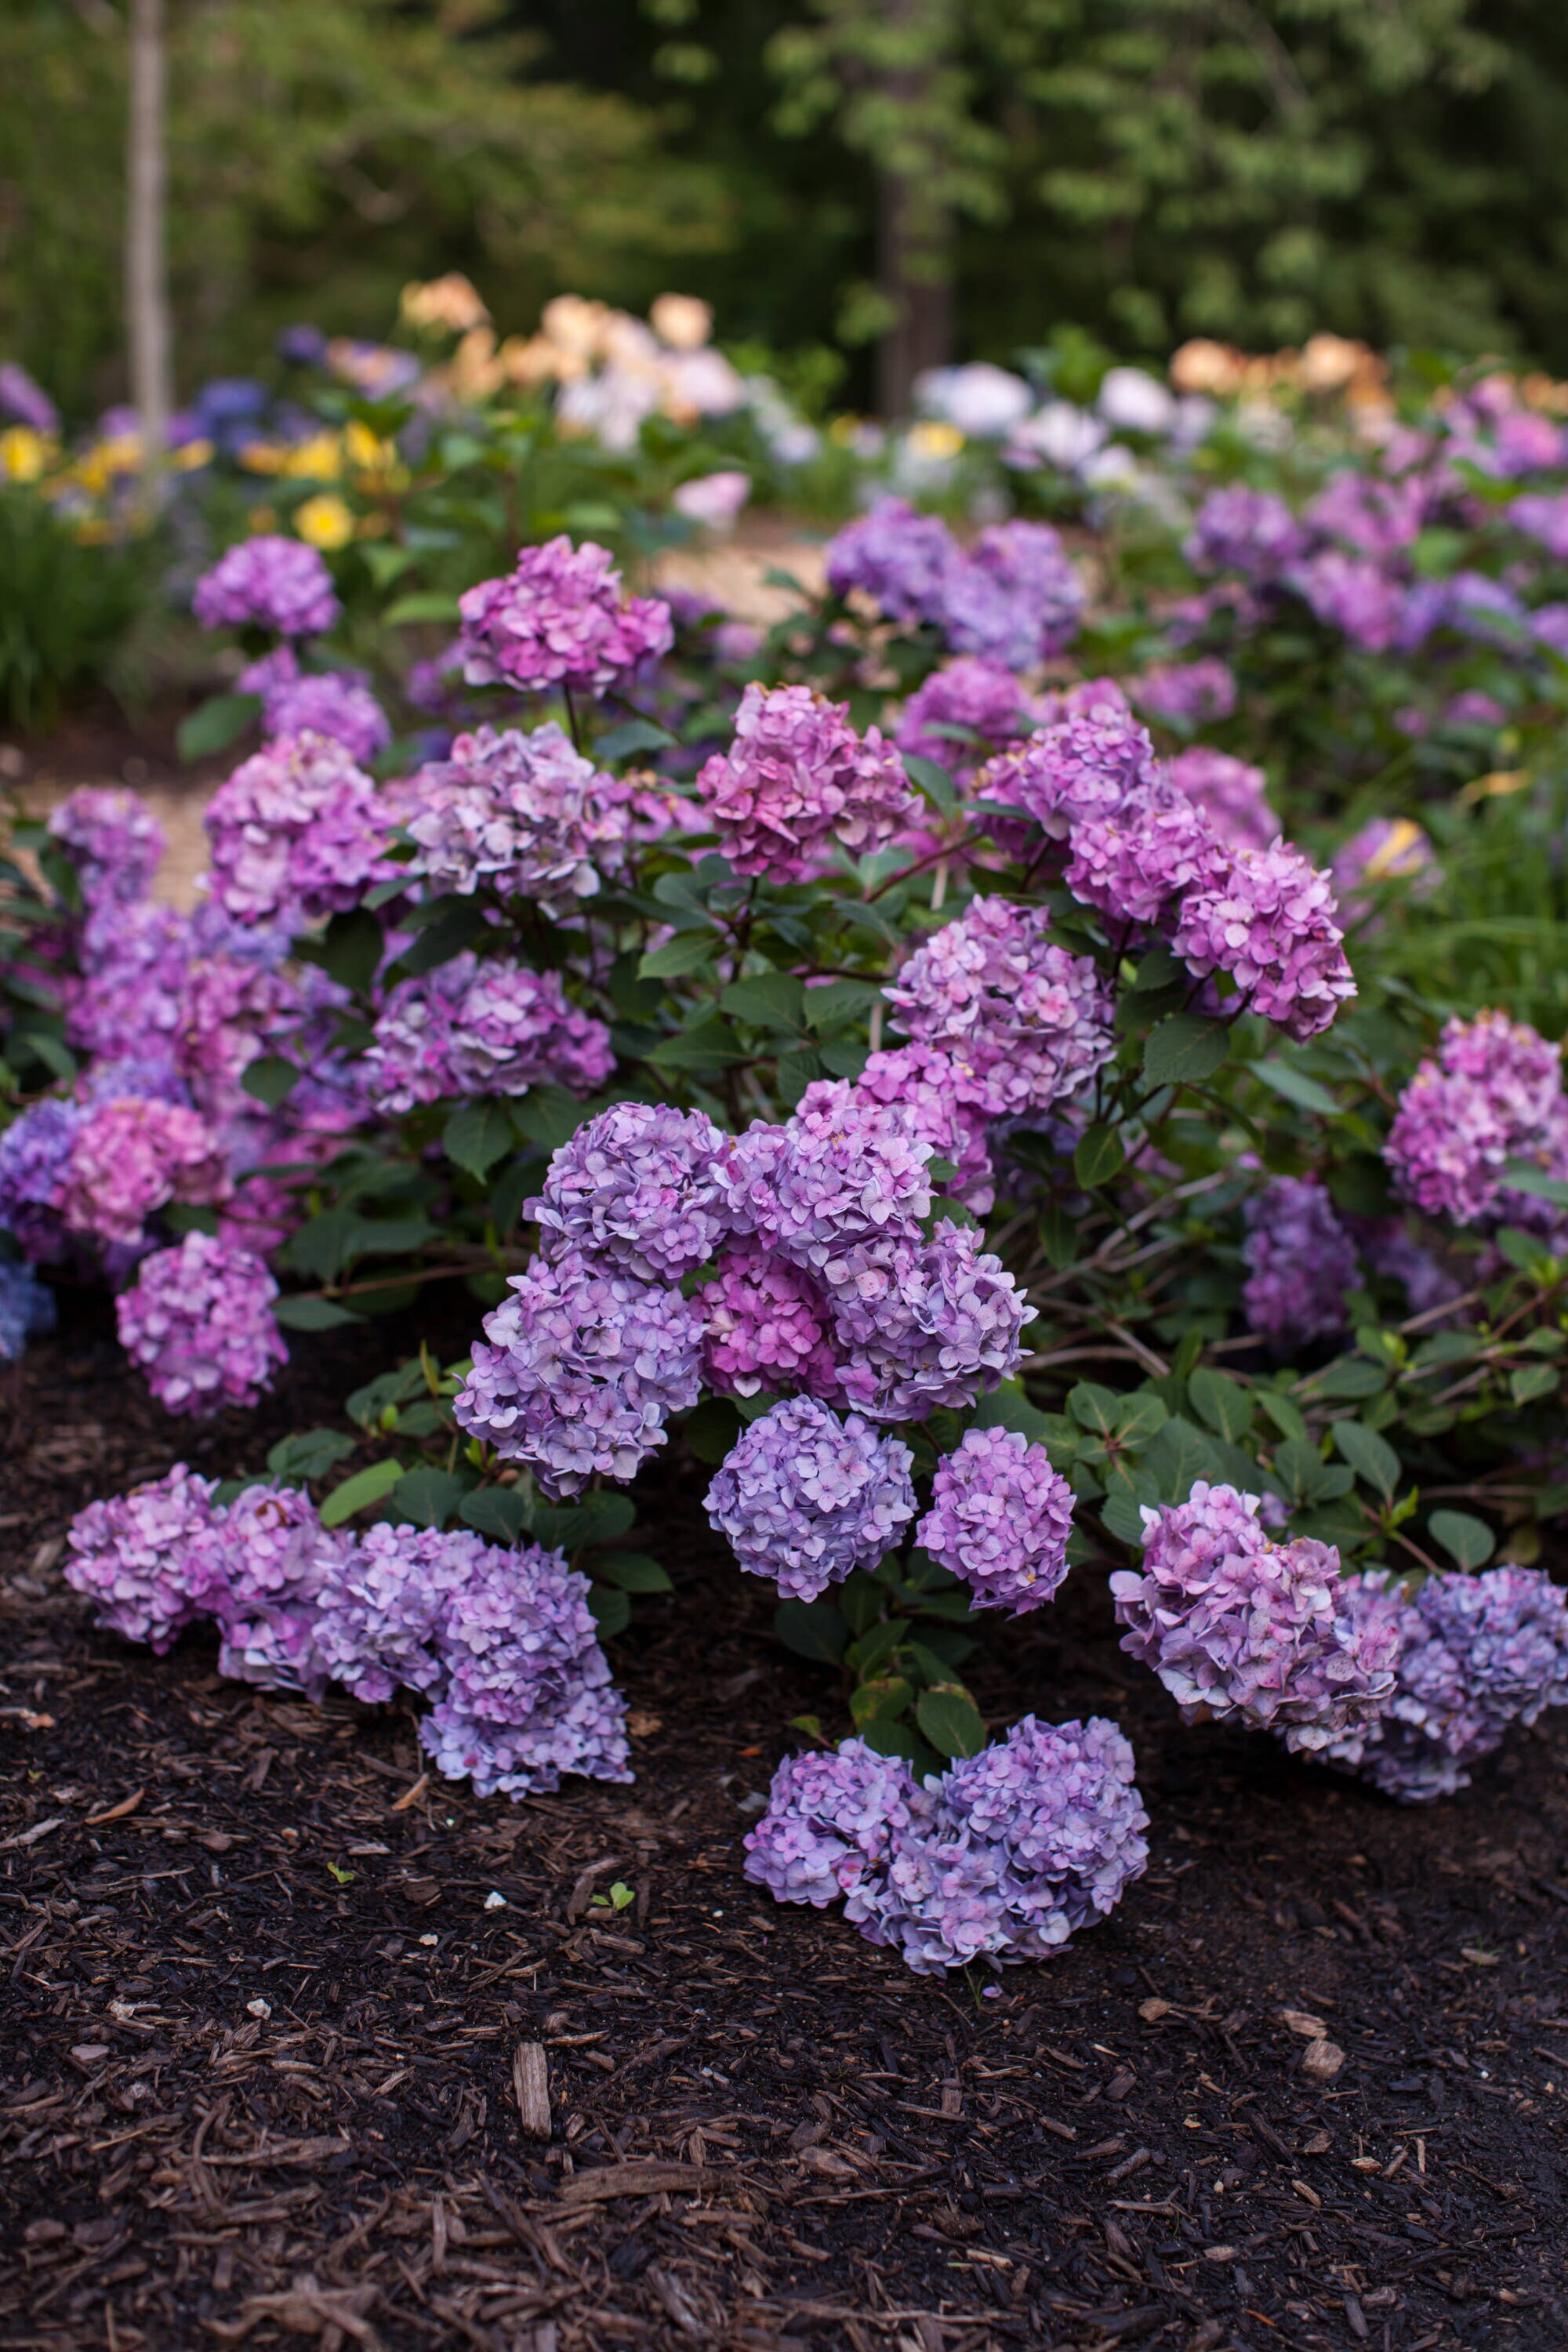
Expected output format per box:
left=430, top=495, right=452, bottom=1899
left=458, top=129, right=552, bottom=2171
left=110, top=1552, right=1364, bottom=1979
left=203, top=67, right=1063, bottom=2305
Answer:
left=1280, top=2009, right=1330, bottom=2039
left=1301, top=2037, right=1345, bottom=2082
left=513, top=2042, right=551, bottom=2140
left=0, top=1813, right=67, bottom=1850
left=1138, top=1998, right=1172, bottom=2023
left=561, top=2162, right=710, bottom=2205
left=390, top=1772, right=429, bottom=1813
left=85, top=1787, right=145, bottom=1826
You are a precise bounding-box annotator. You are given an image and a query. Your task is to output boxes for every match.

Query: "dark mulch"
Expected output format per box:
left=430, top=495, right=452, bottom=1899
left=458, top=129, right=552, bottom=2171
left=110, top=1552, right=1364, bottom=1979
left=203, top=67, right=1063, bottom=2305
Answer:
left=2, top=1306, right=1566, bottom=2352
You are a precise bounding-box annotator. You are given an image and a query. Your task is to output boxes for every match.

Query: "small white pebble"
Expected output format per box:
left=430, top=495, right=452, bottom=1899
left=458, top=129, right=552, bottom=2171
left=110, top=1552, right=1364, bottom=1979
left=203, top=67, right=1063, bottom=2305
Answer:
left=484, top=1890, right=506, bottom=1911
left=419, top=1933, right=438, bottom=1947
left=245, top=1998, right=271, bottom=2020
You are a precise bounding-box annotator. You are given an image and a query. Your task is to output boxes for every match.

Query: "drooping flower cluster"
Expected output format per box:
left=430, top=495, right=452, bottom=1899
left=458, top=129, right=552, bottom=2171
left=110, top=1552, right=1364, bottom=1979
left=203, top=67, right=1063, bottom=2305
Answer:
left=1112, top=1483, right=1398, bottom=1751
left=705, top=1395, right=916, bottom=1601
left=64, top=1470, right=630, bottom=1796
left=457, top=535, right=673, bottom=697
left=916, top=1426, right=1074, bottom=1613
left=744, top=1716, right=1149, bottom=1974
left=825, top=496, right=955, bottom=624
left=1171, top=841, right=1356, bottom=1040
left=204, top=731, right=395, bottom=925
left=1241, top=1174, right=1359, bottom=1351
left=405, top=722, right=626, bottom=912
left=1385, top=1011, right=1568, bottom=1228
left=695, top=683, right=918, bottom=880
left=975, top=691, right=1152, bottom=841
left=116, top=1231, right=287, bottom=1415
left=192, top=535, right=340, bottom=638
left=1065, top=791, right=1220, bottom=930
left=364, top=954, right=614, bottom=1112
left=47, top=787, right=164, bottom=906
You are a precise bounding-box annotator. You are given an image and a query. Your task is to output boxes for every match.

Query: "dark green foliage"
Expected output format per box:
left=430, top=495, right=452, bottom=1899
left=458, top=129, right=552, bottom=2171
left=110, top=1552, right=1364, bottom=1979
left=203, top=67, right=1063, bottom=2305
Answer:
left=0, top=492, right=150, bottom=729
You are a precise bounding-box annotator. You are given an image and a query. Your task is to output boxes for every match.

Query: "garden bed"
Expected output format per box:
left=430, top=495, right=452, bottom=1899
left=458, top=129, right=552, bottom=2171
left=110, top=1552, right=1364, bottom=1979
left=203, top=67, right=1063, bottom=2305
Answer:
left=1, top=1310, right=1563, bottom=2352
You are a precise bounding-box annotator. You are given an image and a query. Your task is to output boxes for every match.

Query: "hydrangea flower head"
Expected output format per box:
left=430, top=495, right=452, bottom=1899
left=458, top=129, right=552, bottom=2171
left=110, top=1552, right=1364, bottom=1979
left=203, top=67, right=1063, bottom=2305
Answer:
left=62, top=1096, right=230, bottom=1248
left=1184, top=486, right=1307, bottom=578
left=705, top=1395, right=916, bottom=1600
left=0, top=1254, right=54, bottom=1361
left=192, top=535, right=340, bottom=637
left=457, top=536, right=673, bottom=698
left=405, top=722, right=626, bottom=913
left=0, top=1098, right=84, bottom=1260
left=884, top=896, right=1116, bottom=1117
left=746, top=1078, right=933, bottom=1272
left=64, top=1465, right=227, bottom=1652
left=1131, top=658, right=1236, bottom=726
left=1167, top=747, right=1276, bottom=854
left=855, top=1044, right=994, bottom=1214
left=917, top=1427, right=1073, bottom=1613
left=211, top=1483, right=346, bottom=1700
left=699, top=1243, right=839, bottom=1399
left=895, top=658, right=1038, bottom=781
left=67, top=901, right=193, bottom=1063
left=364, top=954, right=613, bottom=1112
left=259, top=668, right=391, bottom=764
left=532, top=1102, right=731, bottom=1280
left=695, top=683, right=917, bottom=880
left=829, top=1223, right=1035, bottom=1423
left=975, top=697, right=1159, bottom=844
left=1172, top=841, right=1356, bottom=1040
left=824, top=496, right=955, bottom=624
left=743, top=1740, right=929, bottom=1909
left=1065, top=789, right=1221, bottom=928
left=1385, top=1011, right=1565, bottom=1227
left=205, top=731, right=394, bottom=924
left=1241, top=1174, right=1359, bottom=1351
left=47, top=787, right=163, bottom=906
left=313, top=1523, right=486, bottom=1704
left=116, top=1232, right=287, bottom=1416
left=1286, top=552, right=1405, bottom=653
left=1112, top=1482, right=1396, bottom=1751
left=938, top=520, right=1084, bottom=668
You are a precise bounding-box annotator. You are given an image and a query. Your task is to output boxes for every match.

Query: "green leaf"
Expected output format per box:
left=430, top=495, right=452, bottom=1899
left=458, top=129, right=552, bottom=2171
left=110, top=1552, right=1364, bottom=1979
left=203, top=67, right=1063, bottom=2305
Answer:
left=596, top=718, right=677, bottom=760
left=459, top=1488, right=533, bottom=1544
left=1511, top=1362, right=1559, bottom=1406
left=443, top=1099, right=514, bottom=1179
left=266, top=1428, right=356, bottom=1485
left=1141, top=1415, right=1227, bottom=1504
left=1187, top=1367, right=1252, bottom=1444
left=1074, top=1123, right=1126, bottom=1188
left=589, top=1586, right=632, bottom=1638
left=1109, top=1390, right=1169, bottom=1446
left=510, top=1085, right=596, bottom=1153
left=385, top=590, right=463, bottom=624
left=721, top=972, right=807, bottom=1032
left=968, top=1383, right=1052, bottom=1443
left=1428, top=1509, right=1495, bottom=1570
left=321, top=909, right=384, bottom=996
left=775, top=1599, right=848, bottom=1664
left=801, top=978, right=883, bottom=1035
left=638, top=931, right=718, bottom=980
left=1101, top=1488, right=1151, bottom=1548
left=1258, top=1389, right=1309, bottom=1444
left=592, top=1551, right=673, bottom=1594
left=1305, top=1357, right=1388, bottom=1403
left=1250, top=1060, right=1340, bottom=1116
left=320, top=1458, right=405, bottom=1526
left=1332, top=1421, right=1400, bottom=1502
left=390, top=1468, right=469, bottom=1530
left=850, top=1675, right=913, bottom=1730
left=1143, top=1014, right=1230, bottom=1088
left=900, top=752, right=957, bottom=813
left=1068, top=1381, right=1122, bottom=1436
left=916, top=1685, right=987, bottom=1760
left=241, top=1055, right=299, bottom=1109
left=1500, top=1160, right=1568, bottom=1208
left=177, top=692, right=260, bottom=761
left=681, top=1396, right=742, bottom=1464
left=533, top=1494, right=637, bottom=1552
left=273, top=1294, right=358, bottom=1331
left=648, top=1017, right=747, bottom=1072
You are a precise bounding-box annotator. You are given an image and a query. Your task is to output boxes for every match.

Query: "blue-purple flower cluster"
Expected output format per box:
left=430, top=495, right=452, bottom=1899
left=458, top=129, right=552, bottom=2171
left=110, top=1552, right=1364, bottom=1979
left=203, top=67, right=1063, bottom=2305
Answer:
left=826, top=499, right=1085, bottom=668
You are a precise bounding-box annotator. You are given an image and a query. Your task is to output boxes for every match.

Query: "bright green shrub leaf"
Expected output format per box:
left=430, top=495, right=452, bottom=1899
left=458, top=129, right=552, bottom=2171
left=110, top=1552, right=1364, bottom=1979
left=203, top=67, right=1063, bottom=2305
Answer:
left=1332, top=1421, right=1400, bottom=1501
left=1187, top=1367, right=1252, bottom=1444
left=1074, top=1123, right=1126, bottom=1188
left=320, top=1458, right=405, bottom=1526
left=1143, top=1014, right=1230, bottom=1088
left=916, top=1685, right=987, bottom=1759
left=273, top=1295, right=358, bottom=1331
left=266, top=1428, right=355, bottom=1485
left=177, top=692, right=260, bottom=761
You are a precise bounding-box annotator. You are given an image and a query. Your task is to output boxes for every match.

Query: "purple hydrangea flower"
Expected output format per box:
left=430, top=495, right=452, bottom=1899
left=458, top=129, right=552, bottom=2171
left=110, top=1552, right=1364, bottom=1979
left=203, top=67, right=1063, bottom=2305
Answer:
left=1131, top=659, right=1236, bottom=726
left=895, top=658, right=1038, bottom=781
left=1167, top=746, right=1276, bottom=854
left=1385, top=1012, right=1565, bottom=1228
left=453, top=1247, right=703, bottom=1497
left=0, top=1255, right=54, bottom=1361
left=116, top=1232, right=287, bottom=1416
left=1509, top=489, right=1568, bottom=561
left=742, top=1740, right=929, bottom=1909
left=0, top=1098, right=84, bottom=1261
left=531, top=1102, right=731, bottom=1281
left=61, top=1096, right=230, bottom=1248
left=938, top=521, right=1084, bottom=668
left=1111, top=1482, right=1397, bottom=1751
left=314, top=1523, right=488, bottom=1704
left=855, top=1045, right=994, bottom=1214
left=364, top=954, right=613, bottom=1112
left=205, top=732, right=394, bottom=924
left=192, top=535, right=340, bottom=637
left=211, top=1483, right=346, bottom=1700
left=1305, top=470, right=1428, bottom=559
left=405, top=722, right=628, bottom=913
left=1065, top=788, right=1221, bottom=929
left=457, top=536, right=673, bottom=699
left=695, top=683, right=917, bottom=880
left=742, top=1079, right=933, bottom=1275
left=884, top=896, right=1116, bottom=1118
left=917, top=1426, right=1073, bottom=1613
left=1285, top=552, right=1405, bottom=652
left=0, top=361, right=58, bottom=436
left=974, top=695, right=1159, bottom=844
left=260, top=669, right=392, bottom=764
left=1241, top=1174, right=1359, bottom=1351
left=47, top=787, right=163, bottom=906
left=704, top=1394, right=915, bottom=1601
left=1184, top=486, right=1307, bottom=579
left=699, top=1243, right=839, bottom=1399
left=1359, top=1221, right=1464, bottom=1319
left=64, top=1464, right=227, bottom=1652
left=67, top=901, right=193, bottom=1063
left=828, top=1223, right=1035, bottom=1423
left=824, top=497, right=955, bottom=625
left=1171, top=841, right=1356, bottom=1040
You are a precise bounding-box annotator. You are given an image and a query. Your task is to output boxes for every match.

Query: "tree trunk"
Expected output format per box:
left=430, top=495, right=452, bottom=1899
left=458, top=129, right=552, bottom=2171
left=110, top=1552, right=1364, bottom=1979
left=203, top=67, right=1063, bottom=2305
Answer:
left=876, top=167, right=953, bottom=419
left=126, top=0, right=172, bottom=499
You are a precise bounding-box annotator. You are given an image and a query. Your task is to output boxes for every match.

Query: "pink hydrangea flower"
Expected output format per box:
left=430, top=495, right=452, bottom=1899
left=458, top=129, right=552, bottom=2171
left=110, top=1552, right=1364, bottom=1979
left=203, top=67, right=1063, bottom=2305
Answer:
left=192, top=535, right=340, bottom=637
left=457, top=535, right=673, bottom=698
left=47, top=787, right=163, bottom=906
left=61, top=1097, right=231, bottom=1248
left=695, top=683, right=918, bottom=880
left=117, top=1232, right=287, bottom=1415
left=405, top=722, right=628, bottom=913
left=205, top=731, right=395, bottom=924
left=917, top=1427, right=1073, bottom=1613
left=699, top=1243, right=840, bottom=1399
left=1167, top=747, right=1276, bottom=854
left=363, top=955, right=613, bottom=1113
left=1171, top=841, right=1356, bottom=1040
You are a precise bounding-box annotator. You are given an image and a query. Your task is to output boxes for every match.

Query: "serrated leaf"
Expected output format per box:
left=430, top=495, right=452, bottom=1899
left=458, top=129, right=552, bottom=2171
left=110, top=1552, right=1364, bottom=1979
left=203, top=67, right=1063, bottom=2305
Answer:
left=443, top=1099, right=514, bottom=1179
left=775, top=1599, right=848, bottom=1664
left=916, top=1685, right=987, bottom=1760
left=459, top=1488, right=533, bottom=1544
left=589, top=1586, right=632, bottom=1638
left=1109, top=1390, right=1169, bottom=1446
left=1141, top=1414, right=1227, bottom=1504
left=319, top=1458, right=405, bottom=1526
left=1068, top=1381, right=1122, bottom=1436
left=592, top=1551, right=673, bottom=1594
left=1511, top=1362, right=1560, bottom=1406
left=850, top=1675, right=913, bottom=1729
left=241, top=1054, right=299, bottom=1109
left=648, top=1017, right=747, bottom=1071
left=1331, top=1421, right=1400, bottom=1501
left=1143, top=1014, right=1230, bottom=1088
left=721, top=972, right=807, bottom=1032
left=273, top=1294, right=358, bottom=1330
left=177, top=692, right=260, bottom=761
left=266, top=1428, right=356, bottom=1485
left=1259, top=1390, right=1309, bottom=1445
left=510, top=1084, right=596, bottom=1152
left=390, top=1468, right=469, bottom=1530
left=1074, top=1123, right=1126, bottom=1188
left=968, top=1383, right=1051, bottom=1443
left=1428, top=1509, right=1495, bottom=1570
left=1187, top=1367, right=1252, bottom=1444
left=900, top=752, right=957, bottom=813
left=1101, top=1488, right=1151, bottom=1547
left=385, top=590, right=463, bottom=625
left=596, top=718, right=677, bottom=760
left=801, top=978, right=883, bottom=1035
left=637, top=931, right=718, bottom=980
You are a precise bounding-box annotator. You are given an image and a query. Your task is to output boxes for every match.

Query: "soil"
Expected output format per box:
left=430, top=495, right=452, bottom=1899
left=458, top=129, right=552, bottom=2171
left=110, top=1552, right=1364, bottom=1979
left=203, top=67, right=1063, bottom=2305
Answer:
left=2, top=1301, right=1566, bottom=2352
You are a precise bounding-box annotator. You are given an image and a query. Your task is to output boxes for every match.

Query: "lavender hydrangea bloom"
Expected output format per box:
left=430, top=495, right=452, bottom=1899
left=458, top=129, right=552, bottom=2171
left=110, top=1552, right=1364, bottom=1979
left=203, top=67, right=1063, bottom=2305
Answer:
left=172, top=950, right=302, bottom=1113
left=1385, top=1012, right=1566, bottom=1228
left=47, top=787, right=163, bottom=906
left=64, top=1464, right=227, bottom=1653
left=1285, top=552, right=1405, bottom=653
left=855, top=1044, right=993, bottom=1214
left=454, top=1247, right=703, bottom=1497
left=1167, top=746, right=1276, bottom=854
left=1131, top=658, right=1237, bottom=726
left=699, top=1244, right=839, bottom=1399
left=1112, top=1483, right=1397, bottom=1752
left=261, top=669, right=392, bottom=764
left=192, top=535, right=340, bottom=637
left=742, top=1741, right=929, bottom=1909
left=1171, top=841, right=1356, bottom=1040
left=0, top=1098, right=84, bottom=1260
left=1065, top=789, right=1221, bottom=929
left=364, top=955, right=613, bottom=1112
left=884, top=897, right=1116, bottom=1119
left=205, top=732, right=394, bottom=924
left=0, top=1254, right=54, bottom=1360
left=1241, top=1175, right=1359, bottom=1351
left=405, top=722, right=627, bottom=913
left=895, top=659, right=1037, bottom=781
left=116, top=1232, right=287, bottom=1416
left=419, top=1541, right=631, bottom=1796
left=917, top=1427, right=1073, bottom=1613
left=975, top=698, right=1159, bottom=844
left=62, top=1096, right=230, bottom=1249
left=746, top=1079, right=933, bottom=1274
left=211, top=1483, right=346, bottom=1700
left=938, top=521, right=1084, bottom=668
left=695, top=683, right=917, bottom=880
left=829, top=1224, right=1035, bottom=1423
left=314, top=1523, right=488, bottom=1704
left=531, top=1102, right=731, bottom=1280
left=824, top=497, right=955, bottom=624
left=457, top=535, right=673, bottom=698
left=67, top=901, right=193, bottom=1063
left=1184, top=486, right=1307, bottom=578
left=705, top=1396, right=916, bottom=1600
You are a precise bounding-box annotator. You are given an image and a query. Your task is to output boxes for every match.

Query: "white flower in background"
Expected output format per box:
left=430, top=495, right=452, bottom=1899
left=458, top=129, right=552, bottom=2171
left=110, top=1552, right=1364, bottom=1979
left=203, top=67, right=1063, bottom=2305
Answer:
left=916, top=362, right=1033, bottom=439
left=1007, top=401, right=1107, bottom=474
left=672, top=470, right=752, bottom=531
left=1097, top=367, right=1176, bottom=435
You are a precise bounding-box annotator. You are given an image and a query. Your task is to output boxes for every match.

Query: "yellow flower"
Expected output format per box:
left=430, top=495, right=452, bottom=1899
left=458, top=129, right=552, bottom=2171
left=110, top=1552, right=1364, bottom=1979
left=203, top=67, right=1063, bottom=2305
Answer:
left=281, top=431, right=344, bottom=481
left=239, top=438, right=289, bottom=475
left=295, top=493, right=355, bottom=550
left=172, top=438, right=214, bottom=472
left=907, top=420, right=964, bottom=460
left=0, top=426, right=50, bottom=483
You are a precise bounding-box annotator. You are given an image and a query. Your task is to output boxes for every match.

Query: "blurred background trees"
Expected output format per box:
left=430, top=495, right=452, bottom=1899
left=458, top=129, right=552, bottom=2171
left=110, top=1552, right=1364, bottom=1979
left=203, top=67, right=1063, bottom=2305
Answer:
left=5, top=0, right=1568, bottom=420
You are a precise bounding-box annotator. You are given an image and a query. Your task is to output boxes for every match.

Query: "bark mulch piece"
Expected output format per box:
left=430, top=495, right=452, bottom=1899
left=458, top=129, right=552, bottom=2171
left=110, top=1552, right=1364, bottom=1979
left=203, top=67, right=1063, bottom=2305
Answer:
left=2, top=1314, right=1566, bottom=2351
